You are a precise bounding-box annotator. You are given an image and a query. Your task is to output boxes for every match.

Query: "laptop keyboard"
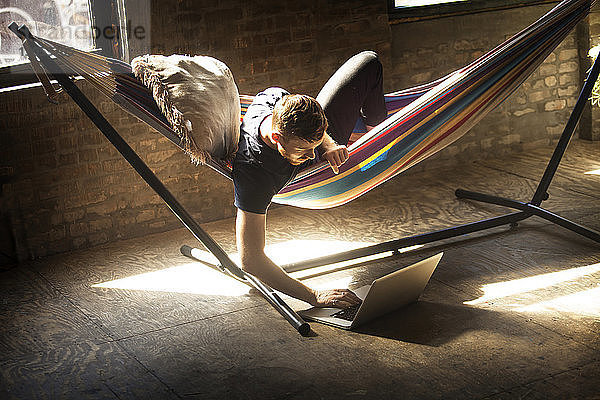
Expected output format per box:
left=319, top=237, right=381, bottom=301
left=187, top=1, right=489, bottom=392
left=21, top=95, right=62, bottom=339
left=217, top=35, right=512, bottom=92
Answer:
left=331, top=304, right=360, bottom=321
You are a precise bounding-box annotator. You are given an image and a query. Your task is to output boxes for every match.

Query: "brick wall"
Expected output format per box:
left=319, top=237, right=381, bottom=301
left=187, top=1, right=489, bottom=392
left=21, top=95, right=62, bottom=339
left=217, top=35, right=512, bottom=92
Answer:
left=150, top=0, right=392, bottom=96
left=0, top=83, right=234, bottom=260
left=0, top=0, right=594, bottom=261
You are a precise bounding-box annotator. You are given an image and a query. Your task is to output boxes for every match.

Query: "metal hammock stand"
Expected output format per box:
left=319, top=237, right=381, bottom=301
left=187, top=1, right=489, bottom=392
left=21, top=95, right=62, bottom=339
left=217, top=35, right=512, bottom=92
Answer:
left=9, top=22, right=600, bottom=336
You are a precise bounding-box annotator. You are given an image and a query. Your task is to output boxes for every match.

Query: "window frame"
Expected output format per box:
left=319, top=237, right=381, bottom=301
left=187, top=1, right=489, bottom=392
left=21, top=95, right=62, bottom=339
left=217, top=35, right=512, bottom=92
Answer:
left=0, top=0, right=128, bottom=90
left=388, top=0, right=560, bottom=23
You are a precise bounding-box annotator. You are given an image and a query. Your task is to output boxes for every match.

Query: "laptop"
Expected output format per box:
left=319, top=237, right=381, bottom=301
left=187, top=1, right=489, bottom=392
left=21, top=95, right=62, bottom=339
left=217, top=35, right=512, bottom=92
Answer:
left=298, top=253, right=443, bottom=329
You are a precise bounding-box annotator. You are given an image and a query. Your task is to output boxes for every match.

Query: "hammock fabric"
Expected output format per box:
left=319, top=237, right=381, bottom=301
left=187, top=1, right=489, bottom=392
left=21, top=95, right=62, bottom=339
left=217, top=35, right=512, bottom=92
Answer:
left=23, top=0, right=594, bottom=210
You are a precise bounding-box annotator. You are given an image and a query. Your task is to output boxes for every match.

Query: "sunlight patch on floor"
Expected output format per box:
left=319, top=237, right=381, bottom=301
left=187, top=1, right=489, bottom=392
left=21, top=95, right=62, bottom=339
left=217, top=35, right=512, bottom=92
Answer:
left=465, top=262, right=600, bottom=316
left=92, top=262, right=250, bottom=296
left=517, top=286, right=600, bottom=316
left=91, top=239, right=418, bottom=295
left=584, top=168, right=600, bottom=175
left=265, top=239, right=376, bottom=265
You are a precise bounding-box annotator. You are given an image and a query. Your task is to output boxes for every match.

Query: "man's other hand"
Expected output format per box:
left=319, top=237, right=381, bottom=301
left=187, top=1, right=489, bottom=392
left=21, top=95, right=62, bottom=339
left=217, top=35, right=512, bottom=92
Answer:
left=312, top=288, right=361, bottom=308
left=321, top=144, right=349, bottom=174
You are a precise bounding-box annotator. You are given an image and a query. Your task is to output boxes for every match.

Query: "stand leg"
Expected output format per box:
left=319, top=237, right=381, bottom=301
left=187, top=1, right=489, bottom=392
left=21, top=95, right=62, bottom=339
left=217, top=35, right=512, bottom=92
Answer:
left=456, top=189, right=532, bottom=211
left=454, top=53, right=600, bottom=245
left=183, top=211, right=530, bottom=273
left=456, top=189, right=600, bottom=242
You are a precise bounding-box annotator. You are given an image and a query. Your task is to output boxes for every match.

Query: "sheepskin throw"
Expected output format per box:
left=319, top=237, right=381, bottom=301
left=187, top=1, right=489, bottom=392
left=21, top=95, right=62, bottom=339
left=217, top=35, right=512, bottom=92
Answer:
left=131, top=54, right=241, bottom=164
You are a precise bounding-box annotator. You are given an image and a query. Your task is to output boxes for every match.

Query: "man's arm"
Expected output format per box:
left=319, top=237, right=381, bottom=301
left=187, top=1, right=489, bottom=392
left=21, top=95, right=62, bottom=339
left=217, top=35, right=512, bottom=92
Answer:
left=236, top=209, right=361, bottom=308
left=318, top=132, right=349, bottom=174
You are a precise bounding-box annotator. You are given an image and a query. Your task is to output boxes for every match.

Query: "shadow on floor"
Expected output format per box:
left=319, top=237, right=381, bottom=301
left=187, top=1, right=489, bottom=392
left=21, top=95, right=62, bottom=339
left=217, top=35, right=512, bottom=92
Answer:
left=355, top=300, right=508, bottom=346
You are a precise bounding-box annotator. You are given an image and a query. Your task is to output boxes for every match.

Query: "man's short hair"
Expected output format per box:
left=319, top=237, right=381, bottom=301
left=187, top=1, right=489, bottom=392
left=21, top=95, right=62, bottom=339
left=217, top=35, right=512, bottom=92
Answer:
left=272, top=94, right=328, bottom=143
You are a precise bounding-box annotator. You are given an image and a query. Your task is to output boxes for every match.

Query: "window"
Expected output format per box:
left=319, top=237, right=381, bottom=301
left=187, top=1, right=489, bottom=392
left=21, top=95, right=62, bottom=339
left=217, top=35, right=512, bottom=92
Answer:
left=0, top=0, right=131, bottom=90
left=388, top=0, right=559, bottom=23
left=394, top=0, right=467, bottom=8
left=0, top=0, right=94, bottom=68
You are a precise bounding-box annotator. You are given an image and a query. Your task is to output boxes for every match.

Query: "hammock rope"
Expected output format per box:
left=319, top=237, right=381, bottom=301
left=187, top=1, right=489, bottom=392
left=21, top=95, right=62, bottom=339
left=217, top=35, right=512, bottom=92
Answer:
left=16, top=0, right=596, bottom=209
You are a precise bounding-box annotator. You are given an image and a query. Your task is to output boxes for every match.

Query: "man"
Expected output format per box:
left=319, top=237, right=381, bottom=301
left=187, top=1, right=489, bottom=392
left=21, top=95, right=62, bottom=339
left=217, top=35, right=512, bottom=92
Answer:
left=232, top=51, right=387, bottom=308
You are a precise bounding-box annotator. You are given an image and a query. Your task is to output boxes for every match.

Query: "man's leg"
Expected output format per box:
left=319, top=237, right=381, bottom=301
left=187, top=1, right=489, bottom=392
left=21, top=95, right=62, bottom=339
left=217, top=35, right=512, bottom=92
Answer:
left=316, top=51, right=387, bottom=146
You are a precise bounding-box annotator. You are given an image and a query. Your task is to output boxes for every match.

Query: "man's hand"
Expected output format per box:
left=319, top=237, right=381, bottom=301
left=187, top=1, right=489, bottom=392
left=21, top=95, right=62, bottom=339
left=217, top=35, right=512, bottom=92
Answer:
left=321, top=144, right=349, bottom=174
left=312, top=288, right=362, bottom=308
left=319, top=132, right=349, bottom=174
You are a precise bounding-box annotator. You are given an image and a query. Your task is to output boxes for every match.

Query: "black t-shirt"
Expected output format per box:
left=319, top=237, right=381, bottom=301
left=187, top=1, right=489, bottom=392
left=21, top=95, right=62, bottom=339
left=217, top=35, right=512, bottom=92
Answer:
left=232, top=87, right=305, bottom=214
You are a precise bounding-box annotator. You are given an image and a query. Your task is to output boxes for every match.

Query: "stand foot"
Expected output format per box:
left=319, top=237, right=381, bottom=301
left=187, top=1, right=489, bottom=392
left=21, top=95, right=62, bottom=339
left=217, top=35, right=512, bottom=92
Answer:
left=456, top=188, right=600, bottom=243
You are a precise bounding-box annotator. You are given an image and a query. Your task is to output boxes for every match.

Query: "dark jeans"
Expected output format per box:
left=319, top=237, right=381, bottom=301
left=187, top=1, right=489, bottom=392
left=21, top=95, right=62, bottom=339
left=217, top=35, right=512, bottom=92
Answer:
left=316, top=51, right=387, bottom=146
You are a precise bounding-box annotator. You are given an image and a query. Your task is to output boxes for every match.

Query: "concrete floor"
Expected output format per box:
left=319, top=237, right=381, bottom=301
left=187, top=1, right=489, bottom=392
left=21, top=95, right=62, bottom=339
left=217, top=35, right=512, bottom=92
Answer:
left=1, top=140, right=599, bottom=399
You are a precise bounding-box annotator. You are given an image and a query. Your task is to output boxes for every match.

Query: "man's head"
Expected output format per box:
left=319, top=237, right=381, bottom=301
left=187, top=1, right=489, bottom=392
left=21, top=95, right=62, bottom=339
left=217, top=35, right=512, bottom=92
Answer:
left=271, top=94, right=328, bottom=165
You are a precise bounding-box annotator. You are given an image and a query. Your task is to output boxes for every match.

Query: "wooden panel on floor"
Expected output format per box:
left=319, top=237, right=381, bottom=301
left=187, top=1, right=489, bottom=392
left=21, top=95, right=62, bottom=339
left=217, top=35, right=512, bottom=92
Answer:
left=485, top=360, right=600, bottom=400
left=473, top=141, right=600, bottom=200
left=0, top=341, right=178, bottom=400
left=425, top=224, right=600, bottom=349
left=0, top=291, right=111, bottom=357
left=263, top=167, right=541, bottom=251
left=0, top=267, right=60, bottom=307
left=27, top=241, right=265, bottom=340
left=116, top=280, right=598, bottom=400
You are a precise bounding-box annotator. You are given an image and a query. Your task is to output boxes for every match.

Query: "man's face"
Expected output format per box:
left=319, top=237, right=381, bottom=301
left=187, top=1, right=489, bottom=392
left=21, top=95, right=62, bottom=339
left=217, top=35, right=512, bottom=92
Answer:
left=275, top=134, right=324, bottom=165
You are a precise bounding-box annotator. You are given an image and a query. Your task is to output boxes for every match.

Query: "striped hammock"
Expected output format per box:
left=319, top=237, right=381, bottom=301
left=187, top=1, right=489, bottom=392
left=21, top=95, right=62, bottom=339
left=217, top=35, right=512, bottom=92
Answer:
left=20, top=0, right=594, bottom=210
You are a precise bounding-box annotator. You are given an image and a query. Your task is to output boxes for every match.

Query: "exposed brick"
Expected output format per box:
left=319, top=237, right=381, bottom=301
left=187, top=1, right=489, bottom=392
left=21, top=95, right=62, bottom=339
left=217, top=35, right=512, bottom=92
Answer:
left=453, top=39, right=473, bottom=51
left=72, top=237, right=88, bottom=248
left=136, top=209, right=155, bottom=223
left=544, top=76, right=557, bottom=87
left=411, top=71, right=432, bottom=84
left=499, top=134, right=521, bottom=145
left=558, top=61, right=578, bottom=73
left=58, top=153, right=78, bottom=166
left=79, top=149, right=98, bottom=163
left=532, top=80, right=545, bottom=90
left=545, top=53, right=557, bottom=63
left=63, top=194, right=87, bottom=210
left=559, top=73, right=577, bottom=85
left=43, top=227, right=67, bottom=242
left=38, top=185, right=61, bottom=201
left=87, top=197, right=119, bottom=215
left=89, top=218, right=113, bottom=232
left=513, top=108, right=535, bottom=117
left=149, top=220, right=167, bottom=229
left=544, top=99, right=567, bottom=111
left=546, top=125, right=565, bottom=136
left=64, top=209, right=85, bottom=223
left=69, top=222, right=89, bottom=237
left=539, top=64, right=557, bottom=76
left=559, top=49, right=578, bottom=61
left=145, top=149, right=180, bottom=163
left=557, top=85, right=579, bottom=97
left=528, top=91, right=546, bottom=103
left=88, top=232, right=109, bottom=246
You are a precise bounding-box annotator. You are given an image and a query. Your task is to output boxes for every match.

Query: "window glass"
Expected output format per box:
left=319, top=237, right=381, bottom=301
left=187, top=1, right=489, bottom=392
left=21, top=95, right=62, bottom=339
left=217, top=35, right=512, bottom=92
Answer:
left=0, top=0, right=93, bottom=68
left=390, top=0, right=556, bottom=22
left=394, top=0, right=467, bottom=7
